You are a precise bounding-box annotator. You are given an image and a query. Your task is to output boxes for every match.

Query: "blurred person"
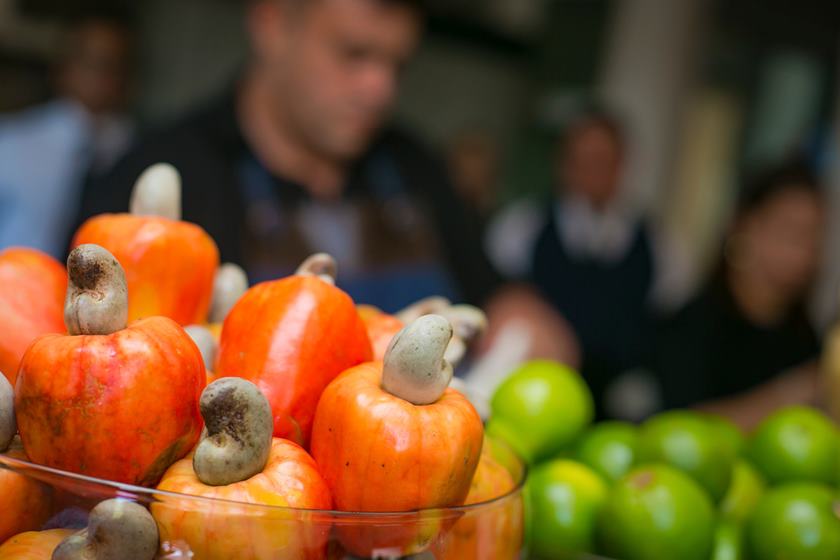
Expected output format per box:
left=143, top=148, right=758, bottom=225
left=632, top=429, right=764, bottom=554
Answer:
left=484, top=109, right=694, bottom=419
left=0, top=13, right=133, bottom=256
left=654, top=162, right=824, bottom=429
left=447, top=128, right=500, bottom=218
left=75, top=0, right=498, bottom=311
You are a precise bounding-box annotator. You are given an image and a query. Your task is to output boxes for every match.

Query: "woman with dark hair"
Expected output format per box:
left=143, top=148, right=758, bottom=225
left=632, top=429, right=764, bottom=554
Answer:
left=655, top=162, right=825, bottom=428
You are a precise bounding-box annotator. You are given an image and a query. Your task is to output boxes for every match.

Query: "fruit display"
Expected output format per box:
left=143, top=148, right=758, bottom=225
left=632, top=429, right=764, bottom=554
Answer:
left=486, top=359, right=840, bottom=559
left=312, top=314, right=484, bottom=555
left=15, top=245, right=205, bottom=486
left=4, top=161, right=840, bottom=559
left=0, top=162, right=525, bottom=560
left=154, top=378, right=333, bottom=559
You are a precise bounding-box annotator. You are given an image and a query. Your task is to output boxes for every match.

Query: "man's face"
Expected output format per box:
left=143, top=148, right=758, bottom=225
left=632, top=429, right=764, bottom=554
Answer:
left=252, top=0, right=420, bottom=160
left=558, top=124, right=624, bottom=209
left=59, top=21, right=132, bottom=115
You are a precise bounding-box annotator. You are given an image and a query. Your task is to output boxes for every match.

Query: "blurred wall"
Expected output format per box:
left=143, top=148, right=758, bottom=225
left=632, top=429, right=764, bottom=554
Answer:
left=134, top=0, right=248, bottom=124
left=394, top=37, right=530, bottom=152
left=816, top=47, right=840, bottom=329
left=598, top=0, right=710, bottom=212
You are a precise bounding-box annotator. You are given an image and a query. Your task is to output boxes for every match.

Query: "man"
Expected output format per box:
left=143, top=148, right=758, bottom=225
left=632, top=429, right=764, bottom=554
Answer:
left=0, top=13, right=133, bottom=256
left=485, top=109, right=692, bottom=418
left=76, top=0, right=497, bottom=311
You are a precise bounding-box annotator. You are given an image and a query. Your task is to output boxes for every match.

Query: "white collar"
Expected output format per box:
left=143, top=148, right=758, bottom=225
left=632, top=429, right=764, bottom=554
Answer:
left=556, top=194, right=638, bottom=263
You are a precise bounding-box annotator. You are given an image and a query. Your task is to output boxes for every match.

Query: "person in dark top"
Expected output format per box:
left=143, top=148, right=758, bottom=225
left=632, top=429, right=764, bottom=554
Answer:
left=485, top=109, right=681, bottom=419
left=532, top=112, right=657, bottom=418
left=655, top=162, right=824, bottom=428
left=73, top=0, right=498, bottom=311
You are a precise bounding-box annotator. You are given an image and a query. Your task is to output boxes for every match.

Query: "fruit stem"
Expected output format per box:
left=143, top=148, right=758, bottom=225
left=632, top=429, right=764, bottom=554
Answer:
left=53, top=499, right=159, bottom=560
left=193, top=378, right=273, bottom=486
left=185, top=325, right=217, bottom=372
left=382, top=314, right=454, bottom=405
left=129, top=163, right=182, bottom=220
left=295, top=253, right=337, bottom=285
left=208, top=263, right=248, bottom=323
left=64, top=245, right=128, bottom=336
left=396, top=296, right=451, bottom=324
left=439, top=304, right=487, bottom=367
left=0, top=375, right=14, bottom=453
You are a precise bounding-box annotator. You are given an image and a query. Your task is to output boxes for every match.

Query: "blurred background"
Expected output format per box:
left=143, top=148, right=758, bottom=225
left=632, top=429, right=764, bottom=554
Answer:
left=3, top=0, right=840, bottom=425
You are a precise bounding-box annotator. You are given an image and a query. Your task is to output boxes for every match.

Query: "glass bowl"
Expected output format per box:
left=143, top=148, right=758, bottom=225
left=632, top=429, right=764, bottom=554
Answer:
left=0, top=435, right=526, bottom=559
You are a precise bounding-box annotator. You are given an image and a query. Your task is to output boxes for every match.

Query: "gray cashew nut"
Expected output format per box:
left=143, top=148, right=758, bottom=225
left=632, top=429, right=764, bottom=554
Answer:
left=193, top=377, right=273, bottom=486
left=0, top=375, right=14, bottom=452
left=64, top=245, right=128, bottom=336
left=381, top=314, right=454, bottom=406
left=52, top=499, right=158, bottom=560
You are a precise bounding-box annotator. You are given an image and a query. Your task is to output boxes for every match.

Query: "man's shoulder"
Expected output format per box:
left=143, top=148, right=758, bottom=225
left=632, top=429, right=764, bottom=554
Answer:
left=371, top=125, right=445, bottom=177
left=123, top=93, right=241, bottom=171
left=0, top=100, right=89, bottom=146
left=79, top=92, right=242, bottom=220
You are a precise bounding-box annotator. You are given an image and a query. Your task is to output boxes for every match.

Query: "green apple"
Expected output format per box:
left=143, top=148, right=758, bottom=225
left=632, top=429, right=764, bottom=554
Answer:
left=487, top=360, right=593, bottom=464
left=719, top=459, right=765, bottom=523
left=746, top=483, right=840, bottom=560
left=746, top=406, right=839, bottom=485
left=597, top=464, right=716, bottom=560
left=575, top=421, right=638, bottom=483
left=637, top=410, right=736, bottom=502
left=527, top=459, right=608, bottom=559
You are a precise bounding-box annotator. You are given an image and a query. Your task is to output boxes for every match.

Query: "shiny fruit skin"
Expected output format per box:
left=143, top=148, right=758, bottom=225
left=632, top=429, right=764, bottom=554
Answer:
left=597, top=464, right=716, bottom=560
left=16, top=317, right=205, bottom=486
left=719, top=459, right=765, bottom=523
left=311, top=361, right=483, bottom=555
left=637, top=410, right=735, bottom=502
left=216, top=275, right=372, bottom=445
left=154, top=438, right=332, bottom=560
left=488, top=360, right=593, bottom=464
left=711, top=521, right=744, bottom=560
left=0, top=529, right=74, bottom=560
left=528, top=459, right=608, bottom=559
left=0, top=248, right=66, bottom=385
left=434, top=437, right=523, bottom=559
left=746, top=405, right=839, bottom=485
left=746, top=483, right=840, bottom=560
left=73, top=214, right=219, bottom=325
left=0, top=444, right=52, bottom=543
left=575, top=421, right=638, bottom=483
left=357, top=304, right=403, bottom=361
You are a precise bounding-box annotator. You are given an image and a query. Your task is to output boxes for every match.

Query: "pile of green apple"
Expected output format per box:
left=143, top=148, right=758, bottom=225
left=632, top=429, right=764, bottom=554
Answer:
left=488, top=361, right=840, bottom=560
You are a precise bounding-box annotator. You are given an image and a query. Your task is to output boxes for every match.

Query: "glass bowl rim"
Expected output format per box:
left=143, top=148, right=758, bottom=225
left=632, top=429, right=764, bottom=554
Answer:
left=0, top=437, right=527, bottom=518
